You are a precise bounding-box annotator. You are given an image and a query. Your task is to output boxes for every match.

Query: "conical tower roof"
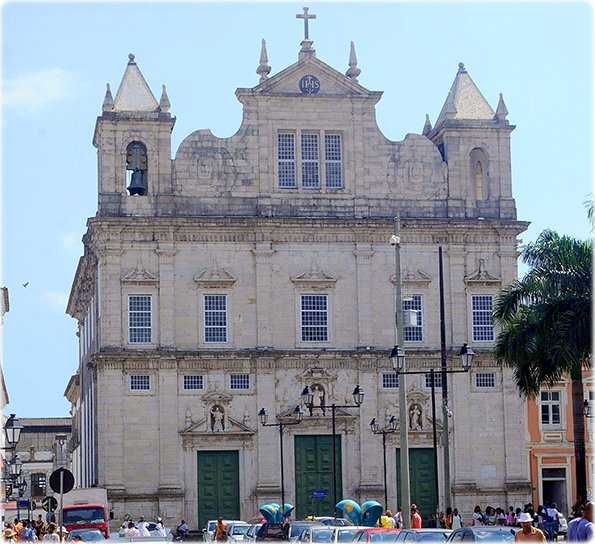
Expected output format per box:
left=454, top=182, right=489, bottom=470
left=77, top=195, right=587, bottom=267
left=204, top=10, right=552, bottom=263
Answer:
left=113, top=54, right=159, bottom=112
left=435, top=62, right=494, bottom=127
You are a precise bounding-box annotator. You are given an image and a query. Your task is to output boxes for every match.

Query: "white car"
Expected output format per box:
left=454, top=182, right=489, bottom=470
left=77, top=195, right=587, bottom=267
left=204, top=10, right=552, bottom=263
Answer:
left=204, top=520, right=245, bottom=543
left=297, top=526, right=365, bottom=544
left=228, top=522, right=251, bottom=542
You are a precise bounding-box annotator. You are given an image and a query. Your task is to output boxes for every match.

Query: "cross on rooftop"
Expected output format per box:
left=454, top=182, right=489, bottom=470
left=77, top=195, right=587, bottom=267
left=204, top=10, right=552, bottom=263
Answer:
left=296, top=7, right=316, bottom=40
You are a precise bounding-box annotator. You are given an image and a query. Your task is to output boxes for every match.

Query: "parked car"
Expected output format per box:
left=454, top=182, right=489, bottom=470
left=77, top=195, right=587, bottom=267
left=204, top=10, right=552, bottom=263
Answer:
left=228, top=522, right=252, bottom=542
left=297, top=526, right=365, bottom=544
left=351, top=528, right=402, bottom=544
left=66, top=528, right=105, bottom=541
left=557, top=513, right=568, bottom=536
left=446, top=527, right=519, bottom=543
left=204, top=521, right=245, bottom=543
left=246, top=524, right=261, bottom=542
left=313, top=519, right=354, bottom=527
left=256, top=522, right=325, bottom=542
left=287, top=523, right=327, bottom=542
left=394, top=529, right=451, bottom=542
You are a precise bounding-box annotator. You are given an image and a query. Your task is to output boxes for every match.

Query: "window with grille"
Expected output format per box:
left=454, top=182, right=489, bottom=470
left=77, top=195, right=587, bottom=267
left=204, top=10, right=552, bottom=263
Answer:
left=183, top=375, right=204, bottom=390
left=301, top=134, right=320, bottom=188
left=30, top=473, right=46, bottom=497
left=541, top=391, right=561, bottom=427
left=128, top=295, right=152, bottom=344
left=130, top=375, right=150, bottom=391
left=301, top=295, right=328, bottom=342
left=230, top=374, right=250, bottom=390
left=325, top=134, right=342, bottom=188
left=425, top=372, right=443, bottom=389
left=475, top=372, right=496, bottom=388
left=278, top=133, right=296, bottom=188
left=204, top=295, right=228, bottom=343
left=403, top=295, right=423, bottom=342
left=382, top=373, right=399, bottom=389
left=472, top=295, right=494, bottom=342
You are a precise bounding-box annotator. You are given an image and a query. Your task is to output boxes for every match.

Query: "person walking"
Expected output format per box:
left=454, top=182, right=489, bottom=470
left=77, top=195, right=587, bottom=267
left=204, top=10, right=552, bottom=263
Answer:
left=383, top=511, right=396, bottom=528
left=411, top=506, right=422, bottom=529
left=543, top=502, right=559, bottom=542
left=567, top=501, right=595, bottom=542
left=515, top=513, right=546, bottom=542
left=472, top=506, right=484, bottom=527
left=137, top=516, right=151, bottom=537
left=126, top=521, right=141, bottom=537
left=215, top=518, right=227, bottom=541
left=394, top=508, right=403, bottom=529
left=451, top=509, right=463, bottom=530
left=43, top=522, right=61, bottom=542
left=155, top=517, right=166, bottom=537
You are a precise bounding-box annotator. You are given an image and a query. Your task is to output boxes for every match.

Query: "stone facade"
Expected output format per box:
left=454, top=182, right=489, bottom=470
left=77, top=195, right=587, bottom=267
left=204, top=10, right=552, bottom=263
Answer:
left=67, top=31, right=531, bottom=528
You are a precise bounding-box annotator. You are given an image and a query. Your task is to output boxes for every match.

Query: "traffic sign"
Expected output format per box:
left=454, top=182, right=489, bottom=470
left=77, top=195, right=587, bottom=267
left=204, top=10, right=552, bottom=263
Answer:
left=17, top=499, right=28, bottom=508
left=28, top=500, right=36, bottom=510
left=49, top=468, right=74, bottom=494
left=42, top=496, right=58, bottom=512
left=312, top=490, right=326, bottom=498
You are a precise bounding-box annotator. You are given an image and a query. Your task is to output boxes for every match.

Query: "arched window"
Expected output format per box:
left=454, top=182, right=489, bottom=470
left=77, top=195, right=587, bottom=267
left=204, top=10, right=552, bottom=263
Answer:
left=469, top=148, right=488, bottom=200
left=126, top=142, right=148, bottom=196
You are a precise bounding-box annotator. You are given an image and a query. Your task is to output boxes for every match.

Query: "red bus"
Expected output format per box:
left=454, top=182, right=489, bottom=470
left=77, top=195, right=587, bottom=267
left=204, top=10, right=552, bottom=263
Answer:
left=62, top=503, right=109, bottom=538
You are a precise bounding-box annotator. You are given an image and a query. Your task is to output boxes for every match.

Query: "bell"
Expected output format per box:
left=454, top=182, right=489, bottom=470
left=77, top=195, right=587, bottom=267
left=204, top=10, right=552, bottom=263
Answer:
left=127, top=168, right=147, bottom=196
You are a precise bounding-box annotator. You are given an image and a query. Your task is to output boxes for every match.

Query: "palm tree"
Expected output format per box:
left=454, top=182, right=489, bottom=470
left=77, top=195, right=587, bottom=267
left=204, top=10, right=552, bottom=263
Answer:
left=493, top=229, right=592, bottom=501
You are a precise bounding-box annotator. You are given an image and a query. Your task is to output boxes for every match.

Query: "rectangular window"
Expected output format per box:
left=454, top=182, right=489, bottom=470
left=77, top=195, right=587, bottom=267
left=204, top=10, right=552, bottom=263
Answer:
left=325, top=134, right=342, bottom=188
left=30, top=473, right=46, bottom=497
left=403, top=295, right=423, bottom=342
left=130, top=375, right=150, bottom=391
left=425, top=372, right=443, bottom=389
left=475, top=372, right=496, bottom=388
left=230, top=374, right=250, bottom=390
left=382, top=373, right=399, bottom=389
left=183, top=375, right=204, bottom=390
left=541, top=391, right=561, bottom=426
left=278, top=133, right=296, bottom=188
left=128, top=295, right=152, bottom=344
left=301, top=134, right=320, bottom=188
left=301, top=295, right=328, bottom=342
left=472, top=295, right=494, bottom=342
left=204, top=295, right=228, bottom=343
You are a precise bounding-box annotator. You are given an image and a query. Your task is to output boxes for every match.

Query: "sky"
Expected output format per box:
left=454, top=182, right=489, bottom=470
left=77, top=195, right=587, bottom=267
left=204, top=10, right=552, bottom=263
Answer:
left=0, top=1, right=592, bottom=418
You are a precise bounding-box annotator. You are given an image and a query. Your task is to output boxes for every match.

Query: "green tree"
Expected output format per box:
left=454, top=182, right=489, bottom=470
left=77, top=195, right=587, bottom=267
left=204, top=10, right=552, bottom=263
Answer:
left=493, top=229, right=592, bottom=500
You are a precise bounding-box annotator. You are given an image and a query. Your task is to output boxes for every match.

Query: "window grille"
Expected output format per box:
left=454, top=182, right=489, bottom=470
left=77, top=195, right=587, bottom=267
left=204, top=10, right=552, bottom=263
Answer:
left=472, top=295, right=494, bottom=342
left=128, top=295, right=152, bottom=344
left=475, top=372, right=496, bottom=388
left=230, top=374, right=250, bottom=390
left=301, top=295, right=328, bottom=342
left=30, top=473, right=46, bottom=497
left=425, top=372, right=443, bottom=389
left=325, top=134, right=342, bottom=188
left=204, top=295, right=227, bottom=343
left=278, top=133, right=296, bottom=188
left=301, top=134, right=320, bottom=188
left=541, top=391, right=561, bottom=426
left=183, top=375, right=204, bottom=390
left=403, top=295, right=423, bottom=342
left=130, top=375, right=150, bottom=391
left=382, top=373, right=399, bottom=389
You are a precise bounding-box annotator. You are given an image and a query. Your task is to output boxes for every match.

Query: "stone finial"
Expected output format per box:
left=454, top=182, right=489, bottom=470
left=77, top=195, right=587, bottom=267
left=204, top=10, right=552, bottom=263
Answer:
left=102, top=83, right=114, bottom=112
left=345, top=41, right=361, bottom=82
left=422, top=113, right=433, bottom=136
left=256, top=38, right=272, bottom=84
left=444, top=91, right=457, bottom=119
left=458, top=62, right=467, bottom=74
left=128, top=53, right=136, bottom=64
left=159, top=84, right=171, bottom=112
left=495, top=92, right=509, bottom=121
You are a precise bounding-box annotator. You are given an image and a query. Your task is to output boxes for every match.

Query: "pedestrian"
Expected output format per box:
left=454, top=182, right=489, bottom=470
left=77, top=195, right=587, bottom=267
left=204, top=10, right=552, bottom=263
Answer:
left=571, top=497, right=585, bottom=520
left=496, top=508, right=506, bottom=526
left=394, top=508, right=403, bottom=529
left=428, top=513, right=437, bottom=528
left=451, top=508, right=463, bottom=530
left=445, top=507, right=453, bottom=529
left=43, top=522, right=60, bottom=542
left=543, top=502, right=559, bottom=542
left=24, top=521, right=37, bottom=542
left=176, top=520, right=188, bottom=541
left=486, top=507, right=497, bottom=526
left=507, top=506, right=516, bottom=526
left=438, top=512, right=446, bottom=529
left=473, top=506, right=484, bottom=527
left=155, top=516, right=166, bottom=537
left=515, top=512, right=546, bottom=542
left=126, top=521, right=141, bottom=537
left=383, top=511, right=396, bottom=528
left=215, top=518, right=227, bottom=541
left=411, top=506, right=422, bottom=529
left=137, top=515, right=151, bottom=537
left=567, top=501, right=594, bottom=542
left=3, top=528, right=17, bottom=542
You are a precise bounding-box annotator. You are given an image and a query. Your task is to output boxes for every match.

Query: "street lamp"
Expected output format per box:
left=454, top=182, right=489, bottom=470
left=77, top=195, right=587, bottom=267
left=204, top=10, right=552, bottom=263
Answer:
left=4, top=414, right=23, bottom=449
left=369, top=416, right=398, bottom=509
left=584, top=400, right=594, bottom=419
left=391, top=344, right=474, bottom=516
left=9, top=455, right=22, bottom=477
left=302, top=384, right=364, bottom=520
left=258, top=404, right=304, bottom=517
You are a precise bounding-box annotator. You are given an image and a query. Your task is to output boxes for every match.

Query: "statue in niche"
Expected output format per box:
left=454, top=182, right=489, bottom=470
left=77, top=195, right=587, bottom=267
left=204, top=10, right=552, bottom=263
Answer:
left=409, top=402, right=423, bottom=430
left=211, top=405, right=225, bottom=432
left=309, top=384, right=326, bottom=415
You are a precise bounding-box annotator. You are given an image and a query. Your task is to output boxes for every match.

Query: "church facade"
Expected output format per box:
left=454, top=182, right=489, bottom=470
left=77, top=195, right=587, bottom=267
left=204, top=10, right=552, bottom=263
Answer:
left=67, top=15, right=531, bottom=528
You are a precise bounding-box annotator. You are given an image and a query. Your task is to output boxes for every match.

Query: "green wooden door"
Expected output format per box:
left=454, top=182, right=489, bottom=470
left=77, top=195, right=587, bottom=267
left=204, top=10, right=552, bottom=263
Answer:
left=396, top=448, right=437, bottom=526
left=294, top=435, right=341, bottom=519
left=197, top=451, right=240, bottom=529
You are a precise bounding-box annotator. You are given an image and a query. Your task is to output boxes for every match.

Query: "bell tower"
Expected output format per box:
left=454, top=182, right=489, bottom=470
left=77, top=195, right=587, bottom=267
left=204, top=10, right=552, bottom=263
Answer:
left=92, top=54, right=175, bottom=216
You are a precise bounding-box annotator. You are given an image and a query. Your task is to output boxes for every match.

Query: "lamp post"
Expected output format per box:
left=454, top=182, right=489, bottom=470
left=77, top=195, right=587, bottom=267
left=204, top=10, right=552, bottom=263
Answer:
left=4, top=414, right=23, bottom=450
left=391, top=343, right=474, bottom=515
left=301, top=384, right=364, bottom=520
left=370, top=416, right=398, bottom=509
left=258, top=404, right=304, bottom=515
left=584, top=400, right=594, bottom=419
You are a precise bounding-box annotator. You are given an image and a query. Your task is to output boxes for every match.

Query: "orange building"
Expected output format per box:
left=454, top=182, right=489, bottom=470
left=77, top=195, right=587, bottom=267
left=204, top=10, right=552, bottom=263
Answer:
left=527, top=370, right=594, bottom=516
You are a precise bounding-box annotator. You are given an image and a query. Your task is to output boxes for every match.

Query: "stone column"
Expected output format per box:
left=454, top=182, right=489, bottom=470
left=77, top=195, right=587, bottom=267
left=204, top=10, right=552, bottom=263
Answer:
left=97, top=246, right=123, bottom=349
left=252, top=242, right=275, bottom=349
left=156, top=246, right=177, bottom=348
left=353, top=244, right=375, bottom=348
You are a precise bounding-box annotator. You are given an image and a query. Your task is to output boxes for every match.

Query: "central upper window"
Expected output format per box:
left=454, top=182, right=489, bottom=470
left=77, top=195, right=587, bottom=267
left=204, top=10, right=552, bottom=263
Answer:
left=278, top=131, right=343, bottom=190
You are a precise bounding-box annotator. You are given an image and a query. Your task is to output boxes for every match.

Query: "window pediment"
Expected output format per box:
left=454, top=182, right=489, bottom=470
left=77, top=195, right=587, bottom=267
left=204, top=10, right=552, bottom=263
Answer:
left=465, top=260, right=502, bottom=285
left=121, top=260, right=159, bottom=285
left=391, top=268, right=433, bottom=286
left=194, top=260, right=236, bottom=289
left=291, top=262, right=337, bottom=289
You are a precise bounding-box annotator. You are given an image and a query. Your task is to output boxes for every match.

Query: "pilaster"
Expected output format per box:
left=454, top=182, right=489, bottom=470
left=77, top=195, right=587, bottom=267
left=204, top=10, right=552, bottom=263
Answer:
left=156, top=246, right=178, bottom=348
left=252, top=243, right=275, bottom=348
left=353, top=245, right=375, bottom=348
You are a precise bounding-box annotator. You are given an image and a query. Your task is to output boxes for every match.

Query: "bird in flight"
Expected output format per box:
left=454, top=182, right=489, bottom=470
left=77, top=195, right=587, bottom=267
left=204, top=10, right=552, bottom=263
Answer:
left=22, top=282, right=29, bottom=288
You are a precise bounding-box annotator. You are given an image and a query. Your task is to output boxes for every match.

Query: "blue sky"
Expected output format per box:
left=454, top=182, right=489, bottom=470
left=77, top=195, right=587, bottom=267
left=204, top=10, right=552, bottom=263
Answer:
left=1, top=1, right=592, bottom=418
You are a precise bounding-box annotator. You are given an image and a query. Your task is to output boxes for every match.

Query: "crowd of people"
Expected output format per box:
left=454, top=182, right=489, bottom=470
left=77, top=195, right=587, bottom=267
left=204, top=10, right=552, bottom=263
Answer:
left=1, top=517, right=72, bottom=542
